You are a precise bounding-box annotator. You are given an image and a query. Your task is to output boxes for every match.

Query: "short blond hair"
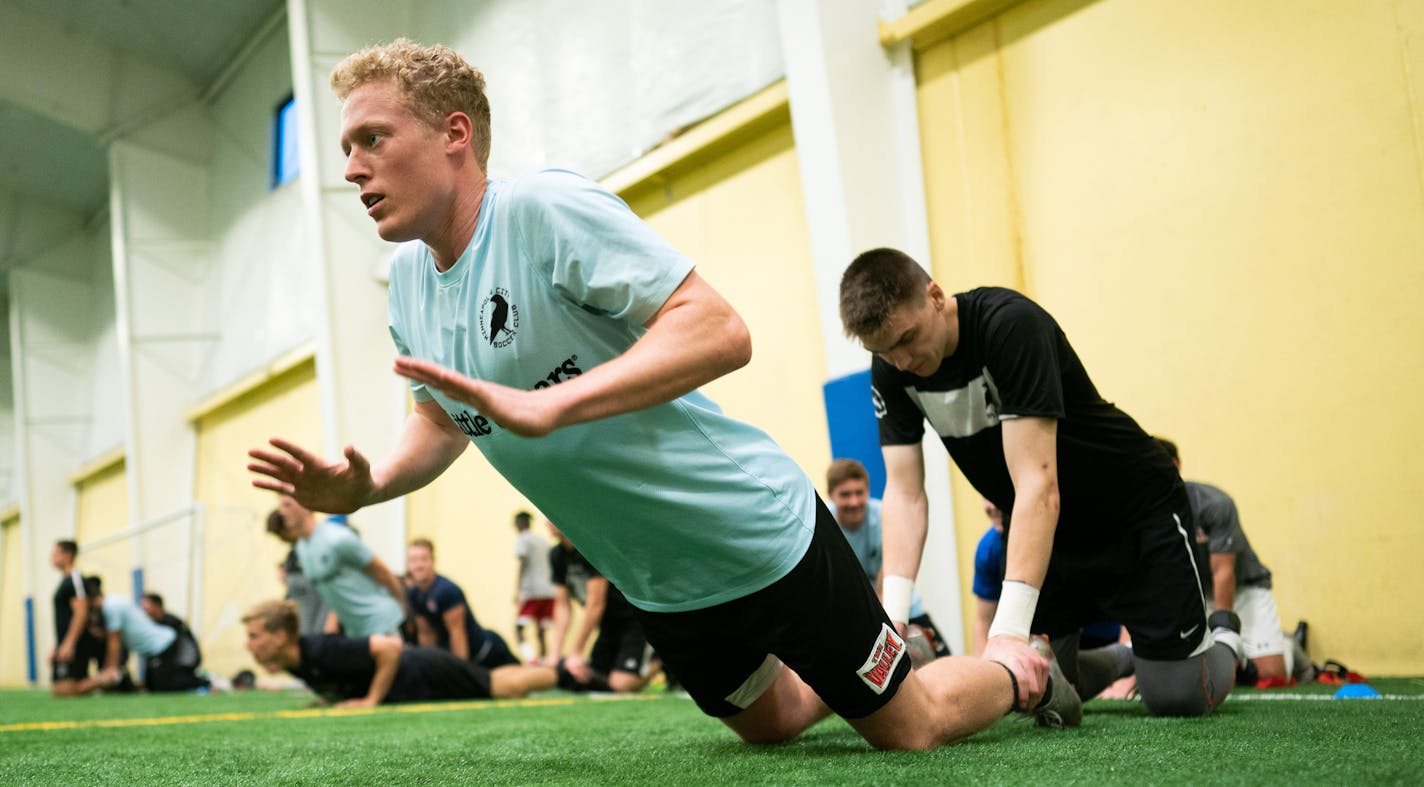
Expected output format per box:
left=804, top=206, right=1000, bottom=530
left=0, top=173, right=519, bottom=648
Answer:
left=330, top=38, right=492, bottom=170
left=241, top=600, right=300, bottom=638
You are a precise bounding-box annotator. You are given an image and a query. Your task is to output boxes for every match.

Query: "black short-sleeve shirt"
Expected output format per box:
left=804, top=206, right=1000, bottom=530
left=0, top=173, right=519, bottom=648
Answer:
left=549, top=545, right=637, bottom=625
left=291, top=634, right=492, bottom=704
left=873, top=287, right=1180, bottom=541
left=53, top=570, right=86, bottom=640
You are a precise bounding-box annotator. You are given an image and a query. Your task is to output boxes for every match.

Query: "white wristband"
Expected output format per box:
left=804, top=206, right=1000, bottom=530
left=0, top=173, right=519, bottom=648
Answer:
left=987, top=580, right=1040, bottom=641
left=882, top=574, right=915, bottom=624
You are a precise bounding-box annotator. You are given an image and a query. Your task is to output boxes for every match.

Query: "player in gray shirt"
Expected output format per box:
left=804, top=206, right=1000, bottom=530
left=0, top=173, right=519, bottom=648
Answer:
left=1159, top=438, right=1293, bottom=684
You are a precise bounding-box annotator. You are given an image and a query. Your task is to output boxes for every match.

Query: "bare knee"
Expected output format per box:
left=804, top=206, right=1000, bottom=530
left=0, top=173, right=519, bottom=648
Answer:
left=1252, top=655, right=1287, bottom=681
left=734, top=723, right=804, bottom=746
left=861, top=727, right=939, bottom=751
left=51, top=681, right=82, bottom=698
left=608, top=670, right=648, bottom=693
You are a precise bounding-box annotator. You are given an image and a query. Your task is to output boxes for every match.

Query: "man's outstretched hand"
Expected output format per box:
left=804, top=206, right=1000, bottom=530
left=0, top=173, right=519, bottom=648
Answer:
left=248, top=438, right=375, bottom=514
left=394, top=357, right=562, bottom=438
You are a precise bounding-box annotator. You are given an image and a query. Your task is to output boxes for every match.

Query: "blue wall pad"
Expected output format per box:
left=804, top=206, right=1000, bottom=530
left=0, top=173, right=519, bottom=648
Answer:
left=822, top=368, right=886, bottom=498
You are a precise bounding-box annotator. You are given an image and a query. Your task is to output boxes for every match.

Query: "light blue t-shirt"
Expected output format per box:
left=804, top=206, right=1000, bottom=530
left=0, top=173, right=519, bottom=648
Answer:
left=386, top=169, right=816, bottom=613
left=830, top=499, right=926, bottom=619
left=295, top=520, right=404, bottom=636
left=101, top=595, right=176, bottom=656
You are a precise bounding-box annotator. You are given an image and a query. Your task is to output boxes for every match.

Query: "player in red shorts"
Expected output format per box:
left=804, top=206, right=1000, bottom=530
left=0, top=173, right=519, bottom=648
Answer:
left=512, top=511, right=555, bottom=663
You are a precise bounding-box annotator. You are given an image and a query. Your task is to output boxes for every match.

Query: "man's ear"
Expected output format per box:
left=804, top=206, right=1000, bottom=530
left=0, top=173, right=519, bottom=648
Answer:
left=444, top=112, right=474, bottom=153
left=926, top=281, right=946, bottom=310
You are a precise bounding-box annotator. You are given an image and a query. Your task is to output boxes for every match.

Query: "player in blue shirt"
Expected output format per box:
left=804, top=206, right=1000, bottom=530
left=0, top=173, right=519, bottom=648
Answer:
left=267, top=495, right=407, bottom=637
left=405, top=538, right=517, bottom=668
left=86, top=576, right=209, bottom=693
left=249, top=39, right=1054, bottom=751
left=825, top=459, right=950, bottom=662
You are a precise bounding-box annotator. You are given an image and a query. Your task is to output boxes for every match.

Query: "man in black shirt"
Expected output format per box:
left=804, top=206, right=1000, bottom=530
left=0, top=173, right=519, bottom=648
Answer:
left=839, top=248, right=1243, bottom=718
left=242, top=600, right=554, bottom=706
left=49, top=540, right=105, bottom=697
left=547, top=523, right=653, bottom=693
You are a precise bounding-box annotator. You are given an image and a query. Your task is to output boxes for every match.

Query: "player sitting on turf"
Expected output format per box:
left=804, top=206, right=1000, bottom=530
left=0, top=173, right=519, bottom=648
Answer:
left=1157, top=437, right=1313, bottom=686
left=405, top=537, right=519, bottom=669
left=546, top=522, right=655, bottom=693
left=87, top=576, right=211, bottom=693
left=825, top=459, right=951, bottom=664
left=242, top=600, right=554, bottom=707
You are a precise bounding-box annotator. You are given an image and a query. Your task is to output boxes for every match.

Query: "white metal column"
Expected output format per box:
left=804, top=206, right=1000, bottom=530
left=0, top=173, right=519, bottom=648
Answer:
left=777, top=0, right=964, bottom=654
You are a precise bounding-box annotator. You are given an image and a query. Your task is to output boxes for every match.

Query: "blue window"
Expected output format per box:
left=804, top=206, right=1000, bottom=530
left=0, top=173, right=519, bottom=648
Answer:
left=272, top=93, right=300, bottom=188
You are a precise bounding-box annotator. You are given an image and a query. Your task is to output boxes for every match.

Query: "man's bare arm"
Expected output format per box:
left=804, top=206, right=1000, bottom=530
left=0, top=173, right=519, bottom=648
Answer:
left=1210, top=553, right=1236, bottom=611
left=393, top=271, right=752, bottom=438
left=443, top=605, right=470, bottom=661
left=363, top=556, right=410, bottom=619
left=573, top=578, right=608, bottom=655
left=879, top=444, right=928, bottom=625
left=344, top=635, right=403, bottom=707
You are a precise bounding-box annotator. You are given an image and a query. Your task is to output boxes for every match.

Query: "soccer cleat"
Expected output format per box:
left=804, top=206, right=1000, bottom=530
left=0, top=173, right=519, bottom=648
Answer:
left=1207, top=610, right=1247, bottom=667
left=1029, top=637, right=1083, bottom=729
left=1293, top=619, right=1310, bottom=652
left=904, top=624, right=938, bottom=670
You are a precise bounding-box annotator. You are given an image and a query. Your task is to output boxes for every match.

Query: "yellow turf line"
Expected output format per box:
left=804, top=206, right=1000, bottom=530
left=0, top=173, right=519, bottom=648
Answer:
left=0, top=693, right=663, bottom=734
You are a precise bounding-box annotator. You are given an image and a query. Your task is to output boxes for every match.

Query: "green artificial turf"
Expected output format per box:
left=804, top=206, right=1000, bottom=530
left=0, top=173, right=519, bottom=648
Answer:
left=2, top=679, right=1422, bottom=785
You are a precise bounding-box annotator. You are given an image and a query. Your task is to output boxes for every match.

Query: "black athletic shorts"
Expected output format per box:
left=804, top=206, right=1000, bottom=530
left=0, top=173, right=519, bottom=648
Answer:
left=145, top=630, right=210, bottom=693
left=389, top=648, right=493, bottom=702
left=590, top=614, right=648, bottom=676
left=634, top=497, right=911, bottom=719
left=1033, top=495, right=1209, bottom=661
left=51, top=634, right=104, bottom=683
left=474, top=629, right=520, bottom=669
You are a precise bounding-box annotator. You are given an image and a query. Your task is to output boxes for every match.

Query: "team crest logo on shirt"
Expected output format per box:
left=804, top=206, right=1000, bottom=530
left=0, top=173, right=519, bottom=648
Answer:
left=479, top=287, right=520, bottom=348
left=871, top=386, right=887, bottom=420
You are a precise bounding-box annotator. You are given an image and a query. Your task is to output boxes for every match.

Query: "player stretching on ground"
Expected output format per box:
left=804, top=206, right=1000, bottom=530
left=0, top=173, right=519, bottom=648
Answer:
left=249, top=39, right=1076, bottom=750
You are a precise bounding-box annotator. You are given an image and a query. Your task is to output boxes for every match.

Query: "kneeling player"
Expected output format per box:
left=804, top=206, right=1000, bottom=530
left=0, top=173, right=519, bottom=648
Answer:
left=242, top=600, right=555, bottom=706
left=547, top=523, right=655, bottom=693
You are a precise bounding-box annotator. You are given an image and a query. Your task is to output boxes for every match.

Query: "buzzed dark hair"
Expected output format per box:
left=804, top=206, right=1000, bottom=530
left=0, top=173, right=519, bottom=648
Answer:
left=55, top=540, right=78, bottom=558
left=1155, top=437, right=1179, bottom=462
left=143, top=592, right=164, bottom=608
left=513, top=511, right=533, bottom=531
left=839, top=247, right=932, bottom=338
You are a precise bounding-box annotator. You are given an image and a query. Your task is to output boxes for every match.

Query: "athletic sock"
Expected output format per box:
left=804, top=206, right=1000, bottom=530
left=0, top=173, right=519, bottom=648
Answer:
left=1075, top=644, right=1132, bottom=701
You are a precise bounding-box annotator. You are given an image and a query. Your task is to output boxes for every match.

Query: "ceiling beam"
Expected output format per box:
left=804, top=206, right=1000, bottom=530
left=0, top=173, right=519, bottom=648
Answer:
left=0, top=3, right=198, bottom=139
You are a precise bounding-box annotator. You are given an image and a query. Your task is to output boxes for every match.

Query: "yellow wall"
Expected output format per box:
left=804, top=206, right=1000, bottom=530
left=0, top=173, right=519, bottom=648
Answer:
left=193, top=358, right=321, bottom=678
left=623, top=118, right=828, bottom=477
left=916, top=0, right=1424, bottom=672
left=73, top=460, right=132, bottom=595
left=0, top=516, right=25, bottom=686
left=407, top=116, right=828, bottom=652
